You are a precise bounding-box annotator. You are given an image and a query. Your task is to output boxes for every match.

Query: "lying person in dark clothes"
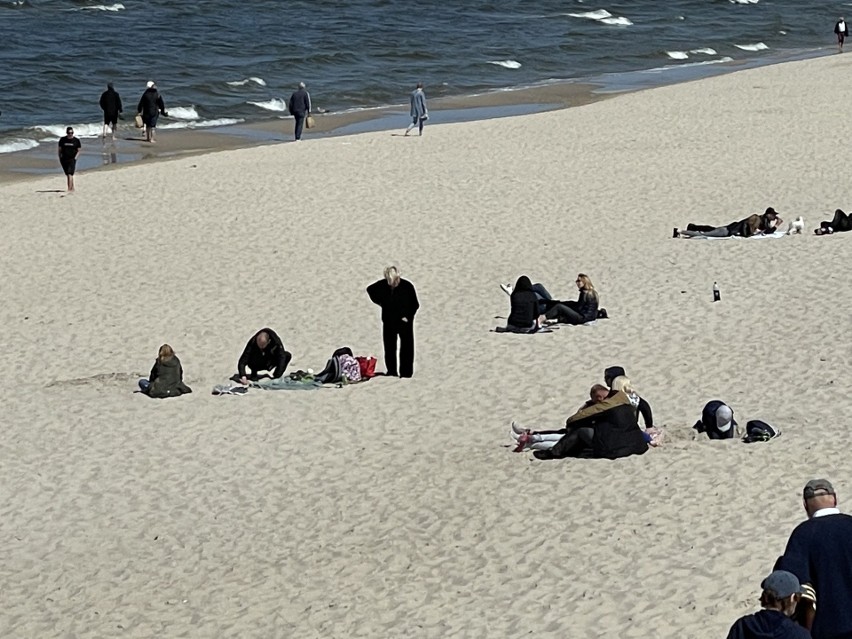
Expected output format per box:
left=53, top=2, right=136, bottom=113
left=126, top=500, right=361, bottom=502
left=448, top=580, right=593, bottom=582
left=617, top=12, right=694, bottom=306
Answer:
left=235, top=328, right=292, bottom=384
left=814, top=208, right=852, bottom=235
left=725, top=570, right=810, bottom=639
left=676, top=207, right=783, bottom=238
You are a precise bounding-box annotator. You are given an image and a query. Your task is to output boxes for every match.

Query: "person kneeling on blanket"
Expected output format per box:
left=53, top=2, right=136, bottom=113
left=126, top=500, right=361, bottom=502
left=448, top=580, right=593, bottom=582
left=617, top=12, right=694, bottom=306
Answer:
left=235, top=327, right=292, bottom=384
left=676, top=207, right=782, bottom=238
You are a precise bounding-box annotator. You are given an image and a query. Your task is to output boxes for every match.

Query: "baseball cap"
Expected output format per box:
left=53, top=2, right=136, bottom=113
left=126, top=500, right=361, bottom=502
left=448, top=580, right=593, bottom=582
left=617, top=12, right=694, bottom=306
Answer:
left=761, top=571, right=802, bottom=598
left=715, top=404, right=734, bottom=433
left=803, top=479, right=835, bottom=500
left=604, top=366, right=626, bottom=385
left=146, top=80, right=155, bottom=88
left=765, top=207, right=779, bottom=216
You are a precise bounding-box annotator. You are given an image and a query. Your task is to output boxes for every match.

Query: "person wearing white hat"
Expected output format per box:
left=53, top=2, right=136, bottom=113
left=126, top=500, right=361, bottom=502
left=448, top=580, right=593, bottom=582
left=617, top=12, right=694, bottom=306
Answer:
left=136, top=81, right=167, bottom=143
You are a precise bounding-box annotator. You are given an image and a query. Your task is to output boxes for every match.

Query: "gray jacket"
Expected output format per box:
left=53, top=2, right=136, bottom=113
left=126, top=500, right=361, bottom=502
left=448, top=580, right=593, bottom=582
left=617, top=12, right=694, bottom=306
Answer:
left=410, top=89, right=427, bottom=118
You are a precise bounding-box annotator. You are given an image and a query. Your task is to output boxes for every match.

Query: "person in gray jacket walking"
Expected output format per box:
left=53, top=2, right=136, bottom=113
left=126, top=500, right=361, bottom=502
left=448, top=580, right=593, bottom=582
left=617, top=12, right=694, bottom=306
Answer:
left=287, top=82, right=312, bottom=141
left=405, top=82, right=428, bottom=136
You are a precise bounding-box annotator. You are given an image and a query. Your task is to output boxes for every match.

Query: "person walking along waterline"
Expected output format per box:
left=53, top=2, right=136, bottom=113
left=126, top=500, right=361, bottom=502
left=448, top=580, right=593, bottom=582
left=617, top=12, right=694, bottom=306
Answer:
left=58, top=126, right=81, bottom=192
left=404, top=82, right=428, bottom=136
left=367, top=266, right=420, bottom=377
left=287, top=82, right=311, bottom=141
left=835, top=17, right=848, bottom=53
left=137, top=81, right=167, bottom=143
left=99, top=82, right=122, bottom=140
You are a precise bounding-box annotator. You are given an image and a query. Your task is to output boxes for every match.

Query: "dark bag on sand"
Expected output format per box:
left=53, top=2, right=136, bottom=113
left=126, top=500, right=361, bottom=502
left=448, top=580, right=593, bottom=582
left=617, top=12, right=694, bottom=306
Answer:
left=314, top=347, right=355, bottom=384
left=742, top=420, right=781, bottom=443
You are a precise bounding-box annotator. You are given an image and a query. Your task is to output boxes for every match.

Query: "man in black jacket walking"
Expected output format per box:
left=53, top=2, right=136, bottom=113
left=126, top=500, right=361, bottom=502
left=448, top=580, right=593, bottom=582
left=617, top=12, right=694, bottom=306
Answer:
left=137, top=81, right=167, bottom=143
left=367, top=266, right=420, bottom=377
left=287, top=82, right=311, bottom=141
left=99, top=82, right=122, bottom=140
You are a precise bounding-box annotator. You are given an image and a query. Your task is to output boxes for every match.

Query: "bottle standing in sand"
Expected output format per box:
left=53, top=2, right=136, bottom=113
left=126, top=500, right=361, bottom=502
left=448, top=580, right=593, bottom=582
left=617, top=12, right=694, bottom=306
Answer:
left=713, top=282, right=721, bottom=302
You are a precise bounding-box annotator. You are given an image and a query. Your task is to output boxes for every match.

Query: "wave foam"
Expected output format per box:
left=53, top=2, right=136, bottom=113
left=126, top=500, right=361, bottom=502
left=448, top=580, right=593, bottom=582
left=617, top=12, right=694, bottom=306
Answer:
left=248, top=98, right=288, bottom=112
left=567, top=9, right=632, bottom=26
left=227, top=77, right=267, bottom=87
left=729, top=0, right=758, bottom=4
left=76, top=3, right=125, bottom=11
left=159, top=118, right=243, bottom=130
left=643, top=56, right=734, bottom=73
left=0, top=138, right=39, bottom=154
left=487, top=60, right=522, bottom=69
left=734, top=42, right=769, bottom=51
left=32, top=123, right=103, bottom=139
left=666, top=51, right=689, bottom=60
left=168, top=106, right=200, bottom=120
left=690, top=48, right=717, bottom=55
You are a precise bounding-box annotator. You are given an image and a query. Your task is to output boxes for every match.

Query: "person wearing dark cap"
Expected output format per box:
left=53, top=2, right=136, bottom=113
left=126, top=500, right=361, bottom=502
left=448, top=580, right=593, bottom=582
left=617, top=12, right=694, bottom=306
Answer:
left=775, top=479, right=852, bottom=638
left=99, top=82, right=122, bottom=140
left=234, top=328, right=292, bottom=384
left=57, top=126, right=81, bottom=192
left=676, top=207, right=783, bottom=238
left=726, top=570, right=810, bottom=639
left=814, top=208, right=852, bottom=235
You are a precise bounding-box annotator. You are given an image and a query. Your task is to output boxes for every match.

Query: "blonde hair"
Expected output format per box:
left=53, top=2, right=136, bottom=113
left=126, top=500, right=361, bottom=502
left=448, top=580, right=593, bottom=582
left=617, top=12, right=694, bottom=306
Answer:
left=384, top=265, right=401, bottom=288
left=610, top=375, right=634, bottom=395
left=158, top=344, right=175, bottom=362
left=577, top=273, right=598, bottom=300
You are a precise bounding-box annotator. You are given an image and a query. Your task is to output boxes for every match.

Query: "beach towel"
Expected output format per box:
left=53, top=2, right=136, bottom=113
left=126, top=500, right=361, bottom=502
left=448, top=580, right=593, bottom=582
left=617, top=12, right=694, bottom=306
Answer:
left=685, top=230, right=786, bottom=241
left=492, top=325, right=558, bottom=334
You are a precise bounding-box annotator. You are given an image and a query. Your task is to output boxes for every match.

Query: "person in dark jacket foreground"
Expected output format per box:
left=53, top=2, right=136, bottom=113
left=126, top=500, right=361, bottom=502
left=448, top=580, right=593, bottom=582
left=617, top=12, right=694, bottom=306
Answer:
left=814, top=208, right=852, bottom=235
left=139, top=344, right=192, bottom=398
left=505, top=275, right=543, bottom=332
left=236, top=328, right=292, bottom=383
left=137, top=81, right=167, bottom=143
left=367, top=266, right=420, bottom=377
left=725, top=570, right=810, bottom=639
left=99, top=82, right=122, bottom=140
left=543, top=273, right=600, bottom=325
left=677, top=207, right=782, bottom=238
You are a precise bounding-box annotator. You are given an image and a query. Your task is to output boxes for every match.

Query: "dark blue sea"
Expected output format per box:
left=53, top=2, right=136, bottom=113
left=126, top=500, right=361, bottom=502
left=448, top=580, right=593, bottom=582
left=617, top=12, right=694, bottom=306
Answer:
left=0, top=0, right=844, bottom=153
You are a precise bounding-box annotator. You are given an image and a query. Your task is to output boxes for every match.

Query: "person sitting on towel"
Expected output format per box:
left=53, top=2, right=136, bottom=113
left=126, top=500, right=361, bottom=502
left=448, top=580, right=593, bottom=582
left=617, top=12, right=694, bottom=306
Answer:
left=236, top=328, right=292, bottom=384
left=138, top=344, right=192, bottom=398
left=678, top=207, right=782, bottom=238
left=604, top=366, right=654, bottom=431
left=693, top=400, right=737, bottom=439
left=506, top=275, right=545, bottom=332
left=542, top=273, right=600, bottom=325
left=815, top=208, right=852, bottom=235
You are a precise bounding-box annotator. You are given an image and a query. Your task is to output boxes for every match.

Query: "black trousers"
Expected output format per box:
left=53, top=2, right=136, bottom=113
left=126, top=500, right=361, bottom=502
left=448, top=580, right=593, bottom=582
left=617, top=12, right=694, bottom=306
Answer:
left=545, top=302, right=585, bottom=325
left=293, top=114, right=305, bottom=140
left=382, top=319, right=415, bottom=377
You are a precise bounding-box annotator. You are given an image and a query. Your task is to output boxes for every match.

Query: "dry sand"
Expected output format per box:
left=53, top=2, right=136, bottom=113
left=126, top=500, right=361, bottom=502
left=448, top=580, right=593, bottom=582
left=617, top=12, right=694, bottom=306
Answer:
left=2, top=54, right=852, bottom=638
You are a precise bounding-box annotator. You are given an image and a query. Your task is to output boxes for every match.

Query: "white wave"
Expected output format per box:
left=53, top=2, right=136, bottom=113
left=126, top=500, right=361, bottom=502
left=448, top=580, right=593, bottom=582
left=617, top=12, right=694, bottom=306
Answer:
left=247, top=98, right=288, bottom=112
left=666, top=51, right=689, bottom=60
left=31, top=123, right=104, bottom=139
left=227, top=77, right=267, bottom=87
left=77, top=3, right=125, bottom=11
left=167, top=106, right=200, bottom=120
left=0, top=138, right=39, bottom=154
left=690, top=47, right=717, bottom=55
left=729, top=0, right=758, bottom=4
left=159, top=118, right=243, bottom=130
left=735, top=42, right=769, bottom=51
left=643, top=57, right=734, bottom=73
left=487, top=60, right=522, bottom=69
left=567, top=9, right=632, bottom=26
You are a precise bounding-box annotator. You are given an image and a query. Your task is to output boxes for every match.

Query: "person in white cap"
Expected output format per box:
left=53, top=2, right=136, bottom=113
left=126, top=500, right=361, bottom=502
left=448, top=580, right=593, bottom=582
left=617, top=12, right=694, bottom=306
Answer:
left=725, top=570, right=809, bottom=639
left=136, top=81, right=167, bottom=143
left=774, top=479, right=852, bottom=638
left=692, top=400, right=737, bottom=439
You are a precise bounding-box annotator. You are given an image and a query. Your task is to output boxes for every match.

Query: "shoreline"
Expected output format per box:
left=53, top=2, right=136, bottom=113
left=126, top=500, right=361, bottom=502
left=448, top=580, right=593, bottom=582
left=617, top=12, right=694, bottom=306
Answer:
left=0, top=45, right=832, bottom=185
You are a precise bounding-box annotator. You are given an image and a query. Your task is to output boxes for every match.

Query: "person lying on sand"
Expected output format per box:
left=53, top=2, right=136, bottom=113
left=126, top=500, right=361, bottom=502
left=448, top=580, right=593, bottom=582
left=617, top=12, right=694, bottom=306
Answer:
left=676, top=207, right=782, bottom=238
left=814, top=208, right=852, bottom=235
left=235, top=328, right=292, bottom=384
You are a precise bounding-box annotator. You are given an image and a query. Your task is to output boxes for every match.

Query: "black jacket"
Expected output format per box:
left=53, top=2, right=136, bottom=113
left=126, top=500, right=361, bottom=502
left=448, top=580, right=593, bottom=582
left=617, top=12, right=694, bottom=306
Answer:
left=576, top=290, right=599, bottom=323
left=507, top=276, right=538, bottom=329
left=726, top=610, right=811, bottom=639
left=367, top=279, right=419, bottom=323
left=137, top=88, right=165, bottom=118
left=237, top=328, right=292, bottom=379
left=553, top=391, right=648, bottom=460
left=693, top=400, right=737, bottom=439
left=99, top=88, right=122, bottom=115
left=288, top=88, right=311, bottom=116
left=146, top=355, right=192, bottom=398
left=836, top=20, right=849, bottom=36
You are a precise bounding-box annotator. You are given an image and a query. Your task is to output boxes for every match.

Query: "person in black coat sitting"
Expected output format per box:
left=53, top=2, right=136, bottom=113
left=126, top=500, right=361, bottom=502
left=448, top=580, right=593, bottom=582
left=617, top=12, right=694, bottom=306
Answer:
left=506, top=275, right=543, bottom=332
left=367, top=266, right=420, bottom=377
left=815, top=208, right=852, bottom=235
left=543, top=273, right=600, bottom=325
left=236, top=328, right=292, bottom=384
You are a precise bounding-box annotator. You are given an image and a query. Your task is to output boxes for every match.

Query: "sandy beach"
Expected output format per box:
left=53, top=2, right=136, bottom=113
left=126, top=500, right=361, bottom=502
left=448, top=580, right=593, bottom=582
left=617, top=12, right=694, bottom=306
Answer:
left=2, top=53, right=852, bottom=638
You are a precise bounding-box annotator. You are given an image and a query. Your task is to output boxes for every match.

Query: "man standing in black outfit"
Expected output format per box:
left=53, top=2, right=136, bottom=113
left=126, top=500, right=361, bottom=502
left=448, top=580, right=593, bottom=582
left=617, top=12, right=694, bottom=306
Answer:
left=287, top=81, right=311, bottom=141
left=367, top=266, right=420, bottom=377
left=57, top=126, right=81, bottom=192
left=99, top=82, right=122, bottom=140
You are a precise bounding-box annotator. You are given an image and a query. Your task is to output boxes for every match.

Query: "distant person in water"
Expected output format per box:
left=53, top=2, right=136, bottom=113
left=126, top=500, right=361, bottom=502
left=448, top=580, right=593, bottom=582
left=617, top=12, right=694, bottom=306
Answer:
left=57, top=126, right=81, bottom=192
left=815, top=208, right=852, bottom=234
left=99, top=82, right=122, bottom=140
left=137, top=81, right=167, bottom=143
left=138, top=344, right=192, bottom=398
left=405, top=82, right=428, bottom=136
left=836, top=17, right=848, bottom=53
left=287, top=81, right=312, bottom=141
left=676, top=207, right=782, bottom=238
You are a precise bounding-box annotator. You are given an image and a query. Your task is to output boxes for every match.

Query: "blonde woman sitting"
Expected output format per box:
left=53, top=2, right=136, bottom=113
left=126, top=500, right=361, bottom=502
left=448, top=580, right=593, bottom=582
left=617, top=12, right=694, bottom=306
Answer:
left=138, top=344, right=192, bottom=398
left=609, top=375, right=662, bottom=446
left=543, top=273, right=600, bottom=325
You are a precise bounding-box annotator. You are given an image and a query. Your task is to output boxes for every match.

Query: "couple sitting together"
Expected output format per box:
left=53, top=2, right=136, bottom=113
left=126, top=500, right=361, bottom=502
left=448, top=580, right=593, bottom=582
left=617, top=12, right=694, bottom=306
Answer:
left=510, top=366, right=661, bottom=460
left=503, top=273, right=603, bottom=333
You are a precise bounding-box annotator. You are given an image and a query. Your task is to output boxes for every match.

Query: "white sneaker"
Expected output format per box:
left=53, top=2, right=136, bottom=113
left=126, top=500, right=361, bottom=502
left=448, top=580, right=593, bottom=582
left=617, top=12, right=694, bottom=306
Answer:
left=500, top=283, right=513, bottom=296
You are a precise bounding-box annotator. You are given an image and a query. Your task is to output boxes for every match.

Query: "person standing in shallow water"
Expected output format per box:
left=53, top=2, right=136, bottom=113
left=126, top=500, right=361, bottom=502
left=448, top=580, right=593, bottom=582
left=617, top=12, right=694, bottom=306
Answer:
left=99, top=82, right=122, bottom=140
left=835, top=17, right=848, bottom=53
left=367, top=266, right=420, bottom=377
left=137, top=81, right=167, bottom=143
left=405, top=82, right=428, bottom=136
left=57, top=126, right=81, bottom=192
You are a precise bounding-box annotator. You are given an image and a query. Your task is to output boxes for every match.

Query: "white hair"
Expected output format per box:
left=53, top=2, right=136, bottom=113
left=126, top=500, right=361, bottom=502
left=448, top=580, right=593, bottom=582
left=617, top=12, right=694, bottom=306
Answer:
left=299, top=81, right=306, bottom=89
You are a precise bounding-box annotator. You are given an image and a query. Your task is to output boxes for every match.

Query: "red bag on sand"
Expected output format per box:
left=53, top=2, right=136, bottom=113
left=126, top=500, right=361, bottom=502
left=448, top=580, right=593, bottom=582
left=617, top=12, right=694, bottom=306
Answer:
left=356, top=356, right=377, bottom=379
